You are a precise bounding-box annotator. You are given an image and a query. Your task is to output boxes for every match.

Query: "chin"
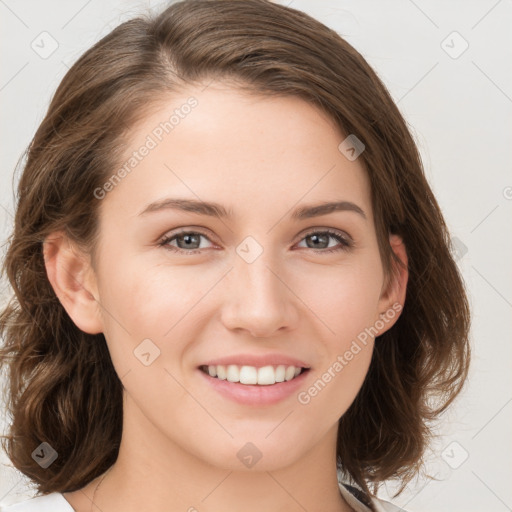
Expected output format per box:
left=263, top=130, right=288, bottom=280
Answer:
left=196, top=435, right=305, bottom=473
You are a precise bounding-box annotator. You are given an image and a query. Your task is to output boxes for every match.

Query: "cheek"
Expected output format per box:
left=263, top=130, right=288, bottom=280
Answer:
left=296, top=272, right=378, bottom=422
left=94, top=248, right=228, bottom=380
left=92, top=253, right=184, bottom=374
left=293, top=253, right=384, bottom=339
left=291, top=257, right=381, bottom=416
left=297, top=343, right=374, bottom=430
left=93, top=254, right=198, bottom=421
left=97, top=250, right=203, bottom=333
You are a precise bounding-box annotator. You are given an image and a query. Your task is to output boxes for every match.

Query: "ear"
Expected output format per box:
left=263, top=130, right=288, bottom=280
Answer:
left=374, top=233, right=408, bottom=335
left=43, top=231, right=103, bottom=334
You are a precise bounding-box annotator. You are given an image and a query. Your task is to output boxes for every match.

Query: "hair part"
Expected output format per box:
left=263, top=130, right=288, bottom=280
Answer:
left=0, top=0, right=470, bottom=499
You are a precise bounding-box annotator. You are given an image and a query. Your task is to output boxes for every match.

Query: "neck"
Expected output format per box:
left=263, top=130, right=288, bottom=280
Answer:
left=65, top=393, right=353, bottom=512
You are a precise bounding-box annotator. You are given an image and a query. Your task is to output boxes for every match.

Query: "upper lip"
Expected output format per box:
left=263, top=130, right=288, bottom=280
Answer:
left=199, top=354, right=311, bottom=369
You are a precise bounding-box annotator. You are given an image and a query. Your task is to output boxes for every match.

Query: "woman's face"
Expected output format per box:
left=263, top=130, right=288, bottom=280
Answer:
left=79, top=82, right=406, bottom=471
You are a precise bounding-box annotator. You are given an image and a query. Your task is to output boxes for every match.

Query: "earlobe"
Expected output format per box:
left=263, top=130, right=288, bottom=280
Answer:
left=43, top=232, right=103, bottom=334
left=375, top=233, right=408, bottom=334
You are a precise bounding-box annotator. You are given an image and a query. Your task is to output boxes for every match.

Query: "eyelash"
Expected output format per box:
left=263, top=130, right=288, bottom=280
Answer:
left=158, top=228, right=353, bottom=255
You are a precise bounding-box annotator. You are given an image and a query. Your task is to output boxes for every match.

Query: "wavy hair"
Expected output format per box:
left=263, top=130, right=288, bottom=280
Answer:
left=0, top=0, right=470, bottom=499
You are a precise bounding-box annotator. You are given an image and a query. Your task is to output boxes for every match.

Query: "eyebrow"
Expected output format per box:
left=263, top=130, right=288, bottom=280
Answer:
left=138, top=198, right=367, bottom=221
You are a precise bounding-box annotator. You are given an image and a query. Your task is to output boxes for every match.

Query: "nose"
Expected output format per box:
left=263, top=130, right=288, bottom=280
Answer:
left=219, top=250, right=300, bottom=338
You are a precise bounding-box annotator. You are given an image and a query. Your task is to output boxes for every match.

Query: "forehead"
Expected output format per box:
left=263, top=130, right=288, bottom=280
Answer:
left=101, top=83, right=373, bottom=223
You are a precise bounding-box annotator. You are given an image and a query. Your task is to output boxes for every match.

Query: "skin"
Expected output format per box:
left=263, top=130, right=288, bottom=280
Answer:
left=44, top=82, right=408, bottom=512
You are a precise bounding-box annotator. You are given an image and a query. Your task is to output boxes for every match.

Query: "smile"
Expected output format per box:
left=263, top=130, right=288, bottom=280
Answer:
left=199, top=364, right=308, bottom=386
left=198, top=364, right=311, bottom=406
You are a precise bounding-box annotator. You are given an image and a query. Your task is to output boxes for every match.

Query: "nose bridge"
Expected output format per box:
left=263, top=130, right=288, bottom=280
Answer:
left=220, top=238, right=297, bottom=336
left=238, top=247, right=279, bottom=300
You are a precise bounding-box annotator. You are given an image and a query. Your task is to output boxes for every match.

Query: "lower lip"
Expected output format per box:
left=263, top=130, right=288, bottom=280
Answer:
left=197, top=368, right=310, bottom=406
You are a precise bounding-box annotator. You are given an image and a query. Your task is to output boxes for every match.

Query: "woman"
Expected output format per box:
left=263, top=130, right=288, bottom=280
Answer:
left=0, top=1, right=470, bottom=511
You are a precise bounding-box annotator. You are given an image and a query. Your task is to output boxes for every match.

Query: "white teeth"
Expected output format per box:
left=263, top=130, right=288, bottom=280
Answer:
left=203, top=364, right=305, bottom=385
left=216, top=365, right=227, bottom=380
left=275, top=365, right=286, bottom=382
left=226, top=364, right=240, bottom=382
left=257, top=365, right=275, bottom=385
left=285, top=366, right=296, bottom=381
left=239, top=366, right=258, bottom=384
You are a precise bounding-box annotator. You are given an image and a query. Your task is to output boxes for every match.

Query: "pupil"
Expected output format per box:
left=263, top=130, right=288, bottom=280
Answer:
left=180, top=234, right=198, bottom=249
left=309, top=234, right=327, bottom=248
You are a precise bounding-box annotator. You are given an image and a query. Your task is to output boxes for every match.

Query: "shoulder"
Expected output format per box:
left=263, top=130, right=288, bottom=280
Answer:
left=339, top=482, right=408, bottom=512
left=0, top=492, right=74, bottom=512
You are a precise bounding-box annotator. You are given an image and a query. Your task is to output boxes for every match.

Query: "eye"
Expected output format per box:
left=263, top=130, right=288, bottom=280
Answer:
left=296, top=229, right=353, bottom=254
left=158, top=228, right=353, bottom=255
left=158, top=230, right=214, bottom=254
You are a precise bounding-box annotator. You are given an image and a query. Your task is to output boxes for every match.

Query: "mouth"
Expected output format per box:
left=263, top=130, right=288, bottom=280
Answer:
left=197, top=363, right=311, bottom=406
left=199, top=364, right=310, bottom=386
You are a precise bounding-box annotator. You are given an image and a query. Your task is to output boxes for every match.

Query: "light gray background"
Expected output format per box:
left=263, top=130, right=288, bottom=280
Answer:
left=1, top=1, right=511, bottom=511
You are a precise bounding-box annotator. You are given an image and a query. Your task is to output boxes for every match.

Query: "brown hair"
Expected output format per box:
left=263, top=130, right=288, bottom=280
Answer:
left=0, top=0, right=470, bottom=499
